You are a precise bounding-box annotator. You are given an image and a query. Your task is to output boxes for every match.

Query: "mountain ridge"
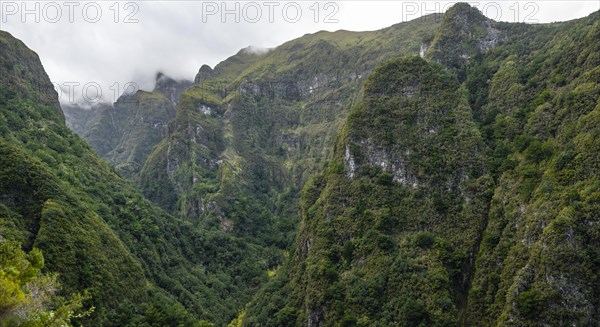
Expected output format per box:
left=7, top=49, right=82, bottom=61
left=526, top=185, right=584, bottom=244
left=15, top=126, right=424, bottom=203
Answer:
left=1, top=3, right=598, bottom=326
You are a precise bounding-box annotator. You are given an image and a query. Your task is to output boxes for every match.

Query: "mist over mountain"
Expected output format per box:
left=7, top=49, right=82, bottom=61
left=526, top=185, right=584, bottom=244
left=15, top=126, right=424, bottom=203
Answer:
left=1, top=3, right=598, bottom=327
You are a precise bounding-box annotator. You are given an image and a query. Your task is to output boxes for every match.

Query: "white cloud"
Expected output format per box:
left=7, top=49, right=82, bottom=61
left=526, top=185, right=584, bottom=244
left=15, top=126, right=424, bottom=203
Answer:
left=1, top=1, right=598, bottom=105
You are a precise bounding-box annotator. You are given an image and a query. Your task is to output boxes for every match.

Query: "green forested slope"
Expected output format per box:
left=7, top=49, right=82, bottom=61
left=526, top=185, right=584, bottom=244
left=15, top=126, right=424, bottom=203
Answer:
left=242, top=5, right=599, bottom=327
left=140, top=11, right=443, bottom=217
left=132, top=17, right=445, bottom=325
left=2, top=2, right=598, bottom=326
left=243, top=55, right=492, bottom=326
left=1, top=29, right=238, bottom=326
left=464, top=9, right=600, bottom=326
left=62, top=73, right=191, bottom=181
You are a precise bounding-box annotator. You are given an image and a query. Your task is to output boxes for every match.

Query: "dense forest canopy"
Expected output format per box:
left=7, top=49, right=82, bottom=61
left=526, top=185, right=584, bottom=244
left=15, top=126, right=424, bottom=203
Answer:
left=1, top=3, right=598, bottom=326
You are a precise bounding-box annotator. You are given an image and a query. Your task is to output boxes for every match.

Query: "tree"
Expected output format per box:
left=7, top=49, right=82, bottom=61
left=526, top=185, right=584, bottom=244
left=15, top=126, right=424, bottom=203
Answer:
left=0, top=239, right=92, bottom=327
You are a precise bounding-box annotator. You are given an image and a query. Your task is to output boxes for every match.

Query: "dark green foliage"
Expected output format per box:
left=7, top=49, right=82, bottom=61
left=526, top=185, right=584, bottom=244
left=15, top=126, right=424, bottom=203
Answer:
left=424, top=3, right=494, bottom=80
left=2, top=3, right=599, bottom=326
left=0, top=29, right=226, bottom=326
left=244, top=6, right=599, bottom=327
left=244, top=55, right=490, bottom=326
left=134, top=13, right=444, bottom=325
left=516, top=289, right=544, bottom=318
left=0, top=240, right=92, bottom=327
left=414, top=232, right=435, bottom=249
left=464, top=10, right=599, bottom=326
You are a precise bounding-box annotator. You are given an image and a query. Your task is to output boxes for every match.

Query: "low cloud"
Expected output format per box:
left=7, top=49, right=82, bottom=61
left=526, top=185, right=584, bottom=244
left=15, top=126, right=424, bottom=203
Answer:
left=2, top=1, right=597, bottom=106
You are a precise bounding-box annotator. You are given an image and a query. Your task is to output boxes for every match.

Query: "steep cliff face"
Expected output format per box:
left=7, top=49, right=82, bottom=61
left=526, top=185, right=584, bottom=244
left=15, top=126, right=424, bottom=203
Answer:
left=0, top=31, right=64, bottom=123
left=341, top=56, right=486, bottom=189
left=242, top=5, right=599, bottom=327
left=140, top=13, right=443, bottom=228
left=62, top=73, right=190, bottom=180
left=244, top=56, right=493, bottom=326
left=0, top=30, right=210, bottom=326
left=28, top=2, right=598, bottom=325
left=133, top=17, right=445, bottom=325
left=62, top=102, right=116, bottom=156
left=424, top=2, right=503, bottom=79
left=464, top=10, right=600, bottom=325
left=155, top=72, right=193, bottom=106
left=104, top=89, right=176, bottom=179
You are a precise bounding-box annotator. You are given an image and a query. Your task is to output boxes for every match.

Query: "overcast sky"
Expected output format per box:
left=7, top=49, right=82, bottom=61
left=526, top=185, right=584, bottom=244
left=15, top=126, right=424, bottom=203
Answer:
left=1, top=1, right=598, bottom=105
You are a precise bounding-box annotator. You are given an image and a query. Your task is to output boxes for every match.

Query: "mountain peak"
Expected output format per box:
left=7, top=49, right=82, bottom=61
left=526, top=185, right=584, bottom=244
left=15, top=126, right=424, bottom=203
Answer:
left=444, top=2, right=487, bottom=22
left=155, top=71, right=175, bottom=84
left=423, top=2, right=501, bottom=78
left=240, top=45, right=270, bottom=55
left=194, top=64, right=214, bottom=84
left=155, top=71, right=166, bottom=80
left=152, top=72, right=192, bottom=106
left=0, top=30, right=64, bottom=123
